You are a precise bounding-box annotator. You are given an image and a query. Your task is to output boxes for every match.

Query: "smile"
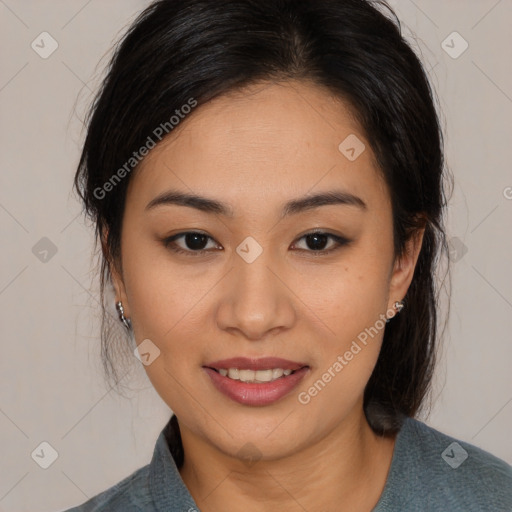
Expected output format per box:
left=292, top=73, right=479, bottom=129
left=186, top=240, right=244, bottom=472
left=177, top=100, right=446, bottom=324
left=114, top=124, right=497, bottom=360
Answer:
left=212, top=368, right=296, bottom=383
left=202, top=357, right=310, bottom=406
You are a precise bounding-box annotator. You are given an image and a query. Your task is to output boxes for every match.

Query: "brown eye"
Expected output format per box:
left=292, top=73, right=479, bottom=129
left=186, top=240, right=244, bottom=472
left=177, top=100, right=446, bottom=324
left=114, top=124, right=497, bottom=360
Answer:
left=163, top=230, right=351, bottom=258
left=163, top=231, right=219, bottom=256
left=292, top=231, right=351, bottom=254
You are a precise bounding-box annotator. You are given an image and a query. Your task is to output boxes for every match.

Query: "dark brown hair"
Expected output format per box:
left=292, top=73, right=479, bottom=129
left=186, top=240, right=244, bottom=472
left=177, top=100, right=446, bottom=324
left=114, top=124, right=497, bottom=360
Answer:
left=73, top=0, right=452, bottom=436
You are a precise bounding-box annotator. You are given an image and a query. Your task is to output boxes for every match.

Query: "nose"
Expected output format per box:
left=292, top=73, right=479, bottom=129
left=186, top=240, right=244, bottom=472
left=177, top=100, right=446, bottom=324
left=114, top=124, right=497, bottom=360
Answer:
left=215, top=245, right=297, bottom=341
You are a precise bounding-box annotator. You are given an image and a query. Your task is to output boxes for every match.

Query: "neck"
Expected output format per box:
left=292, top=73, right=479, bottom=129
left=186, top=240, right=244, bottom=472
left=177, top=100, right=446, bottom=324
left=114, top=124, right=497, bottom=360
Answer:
left=178, top=407, right=397, bottom=512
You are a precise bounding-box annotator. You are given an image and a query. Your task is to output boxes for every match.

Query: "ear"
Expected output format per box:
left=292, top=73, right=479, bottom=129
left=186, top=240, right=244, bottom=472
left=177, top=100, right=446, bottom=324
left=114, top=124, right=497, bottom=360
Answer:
left=101, top=226, right=130, bottom=315
left=387, top=223, right=426, bottom=312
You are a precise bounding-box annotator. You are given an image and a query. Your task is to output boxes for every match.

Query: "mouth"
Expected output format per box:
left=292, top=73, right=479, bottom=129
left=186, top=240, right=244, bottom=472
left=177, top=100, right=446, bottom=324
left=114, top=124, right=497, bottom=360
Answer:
left=205, top=367, right=306, bottom=383
left=202, top=357, right=310, bottom=406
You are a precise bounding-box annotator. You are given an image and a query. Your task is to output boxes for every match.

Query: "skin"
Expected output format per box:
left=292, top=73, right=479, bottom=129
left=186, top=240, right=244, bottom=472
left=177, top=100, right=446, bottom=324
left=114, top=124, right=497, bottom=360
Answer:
left=108, top=79, right=425, bottom=511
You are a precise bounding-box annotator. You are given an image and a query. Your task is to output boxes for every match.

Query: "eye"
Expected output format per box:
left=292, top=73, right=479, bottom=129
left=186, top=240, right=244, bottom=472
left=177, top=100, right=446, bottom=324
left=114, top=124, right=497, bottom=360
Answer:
left=162, top=229, right=351, bottom=257
left=163, top=231, right=219, bottom=256
left=291, top=230, right=351, bottom=255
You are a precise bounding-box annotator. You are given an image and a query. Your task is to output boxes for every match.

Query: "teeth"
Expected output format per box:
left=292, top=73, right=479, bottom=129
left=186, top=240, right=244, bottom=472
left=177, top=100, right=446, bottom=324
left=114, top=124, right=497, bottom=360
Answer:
left=217, top=368, right=296, bottom=382
left=228, top=368, right=239, bottom=380
left=272, top=368, right=284, bottom=379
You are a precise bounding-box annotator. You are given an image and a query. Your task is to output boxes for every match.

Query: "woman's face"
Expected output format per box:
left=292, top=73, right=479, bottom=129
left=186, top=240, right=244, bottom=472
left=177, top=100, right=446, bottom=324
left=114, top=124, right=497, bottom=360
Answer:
left=111, top=80, right=422, bottom=459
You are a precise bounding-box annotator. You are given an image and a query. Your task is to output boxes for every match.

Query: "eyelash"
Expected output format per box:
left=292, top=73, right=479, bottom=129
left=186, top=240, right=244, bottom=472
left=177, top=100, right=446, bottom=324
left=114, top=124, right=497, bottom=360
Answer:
left=162, top=229, right=351, bottom=257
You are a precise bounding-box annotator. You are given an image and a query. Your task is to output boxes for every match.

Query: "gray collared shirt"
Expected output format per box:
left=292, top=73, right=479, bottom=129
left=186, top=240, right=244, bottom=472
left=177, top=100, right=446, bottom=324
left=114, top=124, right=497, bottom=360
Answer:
left=61, top=415, right=512, bottom=511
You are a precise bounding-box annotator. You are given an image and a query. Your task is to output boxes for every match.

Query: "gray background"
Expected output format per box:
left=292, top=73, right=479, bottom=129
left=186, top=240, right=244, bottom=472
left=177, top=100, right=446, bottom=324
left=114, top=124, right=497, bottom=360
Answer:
left=1, top=1, right=511, bottom=511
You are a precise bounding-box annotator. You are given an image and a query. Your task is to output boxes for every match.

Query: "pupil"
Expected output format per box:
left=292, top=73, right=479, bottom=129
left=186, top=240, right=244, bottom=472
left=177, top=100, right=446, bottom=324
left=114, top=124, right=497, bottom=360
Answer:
left=186, top=233, right=208, bottom=250
left=306, top=233, right=328, bottom=250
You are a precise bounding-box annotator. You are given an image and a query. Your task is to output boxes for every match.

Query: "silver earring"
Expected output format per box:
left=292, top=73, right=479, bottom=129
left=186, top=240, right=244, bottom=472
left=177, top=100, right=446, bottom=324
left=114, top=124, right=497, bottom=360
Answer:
left=115, top=301, right=131, bottom=330
left=386, top=300, right=405, bottom=323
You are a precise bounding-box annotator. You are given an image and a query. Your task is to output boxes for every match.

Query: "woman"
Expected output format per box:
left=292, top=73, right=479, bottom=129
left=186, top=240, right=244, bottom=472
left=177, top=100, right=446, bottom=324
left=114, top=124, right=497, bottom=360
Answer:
left=64, top=0, right=512, bottom=510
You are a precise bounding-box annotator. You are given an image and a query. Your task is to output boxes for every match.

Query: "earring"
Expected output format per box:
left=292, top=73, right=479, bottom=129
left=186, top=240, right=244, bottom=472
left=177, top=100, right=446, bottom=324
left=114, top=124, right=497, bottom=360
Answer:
left=115, top=301, right=132, bottom=330
left=386, top=299, right=405, bottom=323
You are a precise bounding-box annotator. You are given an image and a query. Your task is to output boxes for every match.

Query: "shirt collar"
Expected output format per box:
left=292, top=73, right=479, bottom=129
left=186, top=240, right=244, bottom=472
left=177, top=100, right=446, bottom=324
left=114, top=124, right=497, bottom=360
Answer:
left=148, top=414, right=200, bottom=511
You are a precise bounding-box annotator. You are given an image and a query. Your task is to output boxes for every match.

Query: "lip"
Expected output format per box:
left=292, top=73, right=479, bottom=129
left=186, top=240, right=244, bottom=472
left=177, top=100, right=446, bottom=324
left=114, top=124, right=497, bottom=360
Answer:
left=202, top=358, right=310, bottom=406
left=204, top=357, right=308, bottom=371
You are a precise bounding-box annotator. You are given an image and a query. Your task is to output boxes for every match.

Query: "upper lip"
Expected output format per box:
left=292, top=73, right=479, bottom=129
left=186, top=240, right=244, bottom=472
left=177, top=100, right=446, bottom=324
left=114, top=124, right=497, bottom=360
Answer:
left=204, top=357, right=308, bottom=371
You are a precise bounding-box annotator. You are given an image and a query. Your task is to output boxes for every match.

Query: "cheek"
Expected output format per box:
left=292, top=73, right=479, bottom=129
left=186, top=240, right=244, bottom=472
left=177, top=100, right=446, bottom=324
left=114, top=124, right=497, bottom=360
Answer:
left=297, top=246, right=391, bottom=400
left=122, top=231, right=203, bottom=331
left=120, top=242, right=211, bottom=398
left=123, top=253, right=207, bottom=410
left=294, top=266, right=390, bottom=420
left=302, top=251, right=391, bottom=344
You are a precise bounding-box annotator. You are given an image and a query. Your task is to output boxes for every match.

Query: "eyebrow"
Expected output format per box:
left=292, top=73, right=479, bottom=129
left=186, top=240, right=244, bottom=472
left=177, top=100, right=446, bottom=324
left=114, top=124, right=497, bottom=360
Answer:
left=145, top=188, right=367, bottom=218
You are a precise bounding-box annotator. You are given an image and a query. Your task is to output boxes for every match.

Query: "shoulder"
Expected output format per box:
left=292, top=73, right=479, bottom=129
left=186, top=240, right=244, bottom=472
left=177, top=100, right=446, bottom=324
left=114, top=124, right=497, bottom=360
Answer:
left=378, top=417, right=512, bottom=511
left=60, top=464, right=153, bottom=512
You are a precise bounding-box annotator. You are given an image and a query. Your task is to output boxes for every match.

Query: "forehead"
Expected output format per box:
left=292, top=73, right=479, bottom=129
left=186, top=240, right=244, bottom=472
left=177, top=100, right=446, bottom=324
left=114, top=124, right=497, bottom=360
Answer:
left=127, top=80, right=389, bottom=215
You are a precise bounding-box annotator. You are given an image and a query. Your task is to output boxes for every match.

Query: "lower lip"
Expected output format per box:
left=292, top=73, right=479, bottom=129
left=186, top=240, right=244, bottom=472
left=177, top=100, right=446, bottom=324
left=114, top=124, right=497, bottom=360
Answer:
left=203, top=367, right=309, bottom=406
